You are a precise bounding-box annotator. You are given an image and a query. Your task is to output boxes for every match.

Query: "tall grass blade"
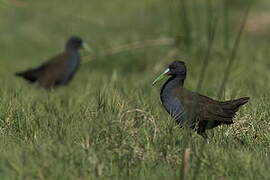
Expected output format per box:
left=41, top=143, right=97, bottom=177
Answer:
left=179, top=0, right=192, bottom=50
left=217, top=5, right=251, bottom=99
left=196, top=16, right=217, bottom=92
left=192, top=4, right=251, bottom=180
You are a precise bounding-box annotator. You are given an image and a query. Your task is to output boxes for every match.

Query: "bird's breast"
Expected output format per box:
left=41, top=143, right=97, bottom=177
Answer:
left=67, top=54, right=79, bottom=72
left=161, top=91, right=186, bottom=124
left=60, top=53, right=80, bottom=84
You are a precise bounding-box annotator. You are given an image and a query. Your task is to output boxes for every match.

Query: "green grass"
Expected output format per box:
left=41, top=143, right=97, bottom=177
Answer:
left=0, top=0, right=270, bottom=179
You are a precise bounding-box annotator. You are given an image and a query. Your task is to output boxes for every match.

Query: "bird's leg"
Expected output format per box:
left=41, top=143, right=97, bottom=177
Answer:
left=198, top=131, right=208, bottom=139
left=197, top=125, right=210, bottom=144
left=197, top=121, right=209, bottom=140
left=198, top=132, right=210, bottom=144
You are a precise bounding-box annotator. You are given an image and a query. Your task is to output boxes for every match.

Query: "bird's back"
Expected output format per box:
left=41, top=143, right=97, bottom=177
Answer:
left=171, top=88, right=249, bottom=129
left=16, top=52, right=80, bottom=88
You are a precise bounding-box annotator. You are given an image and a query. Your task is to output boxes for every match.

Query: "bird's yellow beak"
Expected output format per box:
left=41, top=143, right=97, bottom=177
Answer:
left=152, top=68, right=170, bottom=86
left=82, top=42, right=92, bottom=52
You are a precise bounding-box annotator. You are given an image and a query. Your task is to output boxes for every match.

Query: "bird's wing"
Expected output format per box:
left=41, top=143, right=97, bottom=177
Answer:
left=38, top=53, right=69, bottom=88
left=174, top=88, right=234, bottom=123
left=196, top=94, right=235, bottom=122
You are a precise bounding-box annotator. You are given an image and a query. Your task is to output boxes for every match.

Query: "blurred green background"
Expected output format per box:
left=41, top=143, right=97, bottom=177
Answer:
left=0, top=0, right=269, bottom=179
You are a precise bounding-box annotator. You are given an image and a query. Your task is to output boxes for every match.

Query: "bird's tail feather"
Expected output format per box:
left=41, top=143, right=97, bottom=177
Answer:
left=222, top=97, right=249, bottom=111
left=15, top=69, right=39, bottom=83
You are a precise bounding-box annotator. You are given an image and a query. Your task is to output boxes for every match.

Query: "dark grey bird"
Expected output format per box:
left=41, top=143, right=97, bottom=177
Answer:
left=15, top=36, right=90, bottom=89
left=152, top=60, right=249, bottom=139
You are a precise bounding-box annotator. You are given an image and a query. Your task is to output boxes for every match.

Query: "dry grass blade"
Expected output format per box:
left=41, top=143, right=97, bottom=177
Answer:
left=9, top=0, right=27, bottom=7
left=82, top=37, right=176, bottom=64
left=180, top=148, right=191, bottom=179
left=120, top=108, right=158, bottom=141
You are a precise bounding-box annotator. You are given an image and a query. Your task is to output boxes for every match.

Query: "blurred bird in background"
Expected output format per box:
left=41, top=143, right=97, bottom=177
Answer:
left=15, top=36, right=90, bottom=89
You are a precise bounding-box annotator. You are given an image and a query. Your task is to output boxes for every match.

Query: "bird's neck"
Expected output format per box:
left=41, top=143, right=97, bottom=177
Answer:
left=66, top=48, right=78, bottom=54
left=160, top=76, right=186, bottom=124
left=66, top=49, right=80, bottom=60
left=161, top=76, right=185, bottom=95
left=64, top=49, right=80, bottom=65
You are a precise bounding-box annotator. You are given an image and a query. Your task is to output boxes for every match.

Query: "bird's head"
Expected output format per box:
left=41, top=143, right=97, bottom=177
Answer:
left=152, top=60, right=187, bottom=86
left=66, top=36, right=91, bottom=52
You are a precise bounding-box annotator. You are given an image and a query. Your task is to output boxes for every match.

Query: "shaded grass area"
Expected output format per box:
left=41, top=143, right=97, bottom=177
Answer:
left=0, top=0, right=270, bottom=179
